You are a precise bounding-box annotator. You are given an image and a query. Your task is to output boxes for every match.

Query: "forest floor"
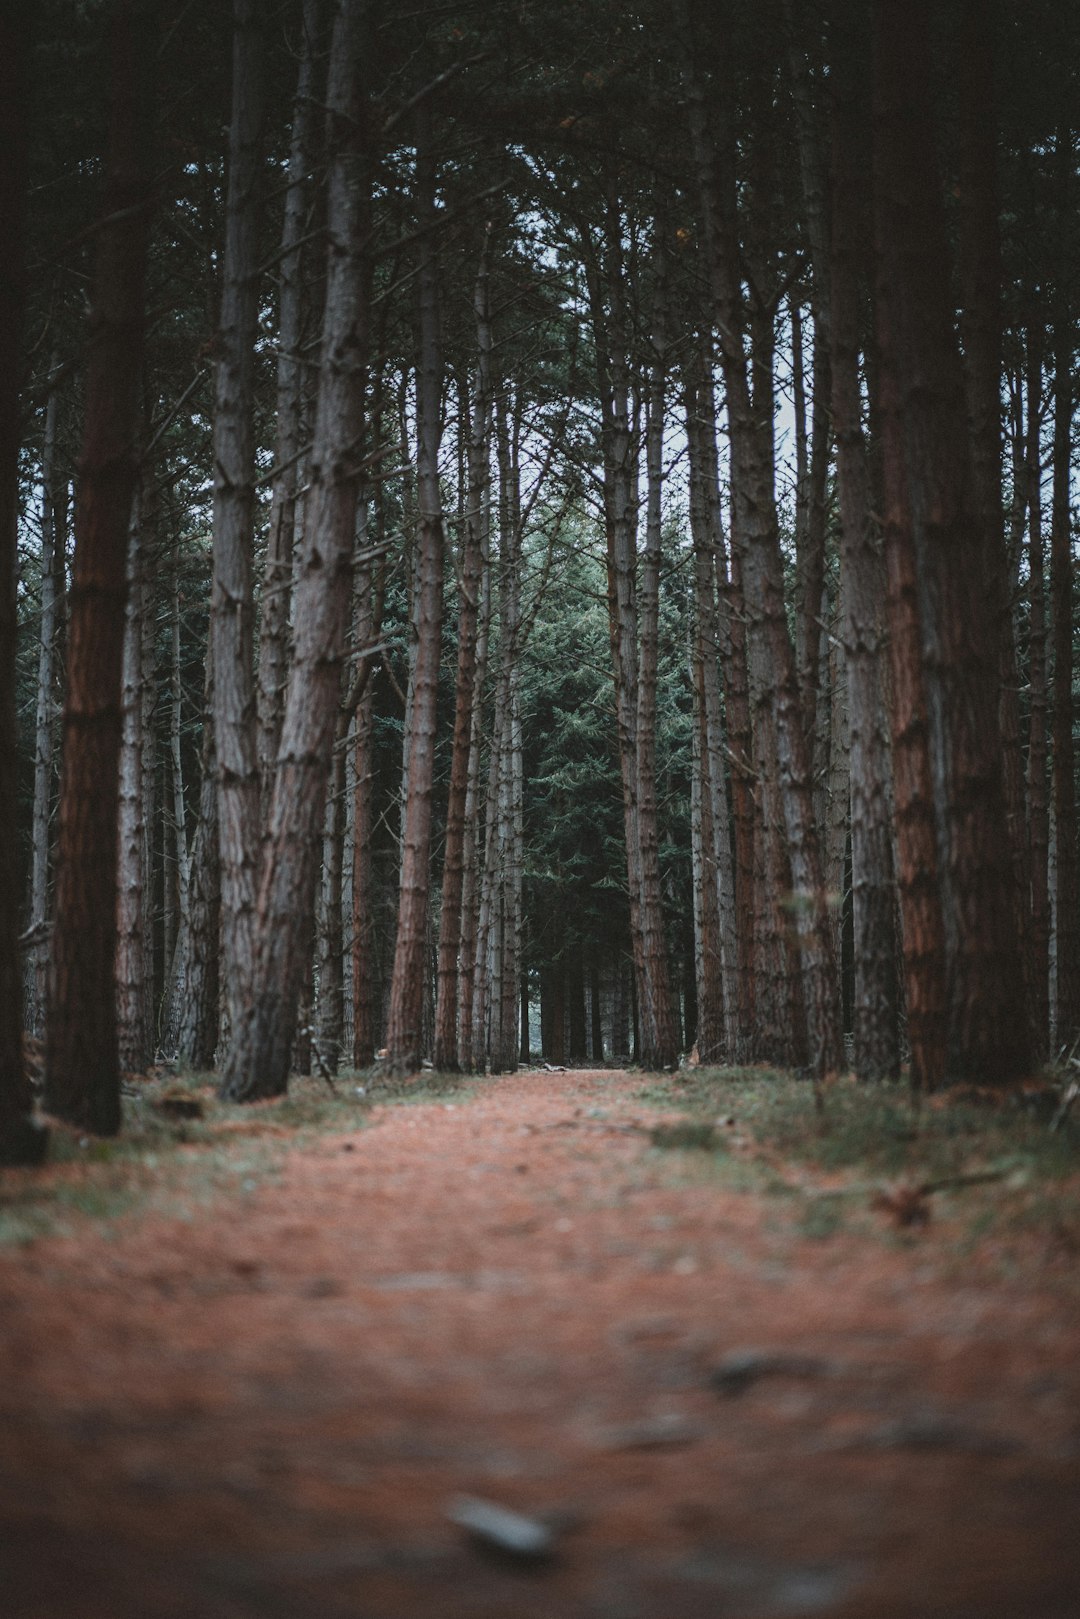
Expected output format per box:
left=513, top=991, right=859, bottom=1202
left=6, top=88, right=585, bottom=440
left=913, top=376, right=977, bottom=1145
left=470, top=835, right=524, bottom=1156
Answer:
left=1, top=1063, right=1080, bottom=1618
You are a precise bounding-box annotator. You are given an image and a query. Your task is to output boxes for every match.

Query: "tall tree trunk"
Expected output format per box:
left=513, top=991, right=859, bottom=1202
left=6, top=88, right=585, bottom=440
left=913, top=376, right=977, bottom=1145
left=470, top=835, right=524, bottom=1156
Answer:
left=829, top=41, right=899, bottom=1080
left=1025, top=327, right=1050, bottom=1056
left=790, top=300, right=831, bottom=743
left=677, top=0, right=841, bottom=1075
left=164, top=731, right=220, bottom=1067
left=162, top=594, right=220, bottom=1071
left=168, top=551, right=191, bottom=940
left=784, top=7, right=832, bottom=748
left=690, top=615, right=725, bottom=1063
left=211, top=0, right=266, bottom=1057
left=25, top=372, right=67, bottom=1036
left=351, top=505, right=384, bottom=1069
left=611, top=952, right=630, bottom=1058
left=583, top=194, right=674, bottom=1071
left=116, top=486, right=152, bottom=1072
left=385, top=104, right=445, bottom=1078
left=1050, top=300, right=1078, bottom=1051
left=495, top=660, right=524, bottom=1074
left=823, top=623, right=850, bottom=946
left=471, top=431, right=517, bottom=1074
left=256, top=0, right=323, bottom=815
left=717, top=481, right=756, bottom=1059
left=471, top=730, right=500, bottom=1069
left=568, top=946, right=587, bottom=1063
left=456, top=505, right=492, bottom=1072
left=315, top=704, right=347, bottom=1073
left=0, top=2, right=39, bottom=1161
left=320, top=579, right=383, bottom=1073
left=434, top=244, right=492, bottom=1070
left=871, top=0, right=1028, bottom=1084
left=139, top=502, right=158, bottom=1042
left=685, top=362, right=739, bottom=1056
left=636, top=272, right=679, bottom=1068
left=223, top=0, right=372, bottom=1099
left=549, top=966, right=566, bottom=1066
left=351, top=685, right=378, bottom=1069
left=954, top=0, right=1034, bottom=1048
left=874, top=308, right=947, bottom=1093
left=44, top=0, right=155, bottom=1133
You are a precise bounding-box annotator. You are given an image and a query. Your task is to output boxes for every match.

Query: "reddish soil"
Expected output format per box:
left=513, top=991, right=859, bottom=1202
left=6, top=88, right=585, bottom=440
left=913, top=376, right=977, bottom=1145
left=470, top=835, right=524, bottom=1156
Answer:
left=1, top=1068, right=1079, bottom=1618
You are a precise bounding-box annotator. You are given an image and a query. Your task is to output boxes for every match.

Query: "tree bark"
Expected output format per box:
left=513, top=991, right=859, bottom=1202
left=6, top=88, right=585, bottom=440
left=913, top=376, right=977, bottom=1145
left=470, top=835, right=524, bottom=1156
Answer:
left=1025, top=328, right=1050, bottom=1056
left=586, top=227, right=650, bottom=1062
left=874, top=306, right=947, bottom=1093
left=1050, top=299, right=1078, bottom=1051
left=953, top=0, right=1034, bottom=1048
left=583, top=192, right=676, bottom=1071
left=256, top=0, right=323, bottom=816
left=790, top=300, right=831, bottom=745
left=116, top=484, right=152, bottom=1073
left=829, top=42, right=899, bottom=1080
left=456, top=494, right=492, bottom=1073
left=677, top=0, right=841, bottom=1075
left=212, top=0, right=266, bottom=1057
left=495, top=672, right=524, bottom=1074
left=223, top=0, right=373, bottom=1098
left=384, top=102, right=445, bottom=1077
left=24, top=371, right=67, bottom=1036
left=139, top=499, right=158, bottom=1040
left=0, top=1, right=39, bottom=1161
left=44, top=0, right=155, bottom=1133
left=636, top=269, right=679, bottom=1068
left=434, top=243, right=492, bottom=1070
left=315, top=702, right=347, bottom=1074
left=717, top=478, right=756, bottom=1059
left=871, top=0, right=1029, bottom=1084
left=471, top=418, right=518, bottom=1073
left=162, top=581, right=221, bottom=1073
left=689, top=614, right=725, bottom=1063
left=685, top=361, right=739, bottom=1057
left=783, top=12, right=832, bottom=752
left=589, top=959, right=603, bottom=1062
left=168, top=551, right=191, bottom=939
left=568, top=946, right=587, bottom=1063
left=320, top=559, right=383, bottom=1072
left=351, top=501, right=384, bottom=1069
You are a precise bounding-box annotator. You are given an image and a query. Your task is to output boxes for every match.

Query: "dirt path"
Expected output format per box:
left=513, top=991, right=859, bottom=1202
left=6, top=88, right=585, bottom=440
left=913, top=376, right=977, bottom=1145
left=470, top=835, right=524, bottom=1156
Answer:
left=1, top=1067, right=1078, bottom=1618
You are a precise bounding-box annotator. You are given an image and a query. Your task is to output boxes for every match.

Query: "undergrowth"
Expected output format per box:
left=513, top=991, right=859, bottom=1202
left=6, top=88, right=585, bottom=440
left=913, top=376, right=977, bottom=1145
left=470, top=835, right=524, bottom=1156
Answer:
left=0, top=1065, right=483, bottom=1247
left=640, top=1066, right=1080, bottom=1249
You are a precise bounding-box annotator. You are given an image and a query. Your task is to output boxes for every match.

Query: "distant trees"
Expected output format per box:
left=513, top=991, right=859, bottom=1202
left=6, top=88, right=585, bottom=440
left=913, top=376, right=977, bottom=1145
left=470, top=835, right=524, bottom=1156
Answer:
left=3, top=0, right=1079, bottom=1135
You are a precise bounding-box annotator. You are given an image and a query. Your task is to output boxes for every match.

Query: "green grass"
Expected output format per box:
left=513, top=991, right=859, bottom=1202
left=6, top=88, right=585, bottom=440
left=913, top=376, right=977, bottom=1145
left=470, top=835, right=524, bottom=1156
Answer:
left=649, top=1118, right=724, bottom=1151
left=0, top=1063, right=485, bottom=1247
left=639, top=1065, right=1080, bottom=1250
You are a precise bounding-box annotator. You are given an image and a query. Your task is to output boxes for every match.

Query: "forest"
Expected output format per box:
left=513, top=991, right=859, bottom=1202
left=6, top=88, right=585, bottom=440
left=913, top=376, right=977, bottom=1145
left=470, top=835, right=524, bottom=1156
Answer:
left=0, top=0, right=1078, bottom=1151
left=5, top=4, right=1080, bottom=1614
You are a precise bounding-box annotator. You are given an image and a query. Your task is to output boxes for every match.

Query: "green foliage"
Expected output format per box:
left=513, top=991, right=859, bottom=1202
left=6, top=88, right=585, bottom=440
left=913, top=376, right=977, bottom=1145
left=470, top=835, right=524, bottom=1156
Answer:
left=519, top=507, right=695, bottom=987
left=521, top=522, right=625, bottom=973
